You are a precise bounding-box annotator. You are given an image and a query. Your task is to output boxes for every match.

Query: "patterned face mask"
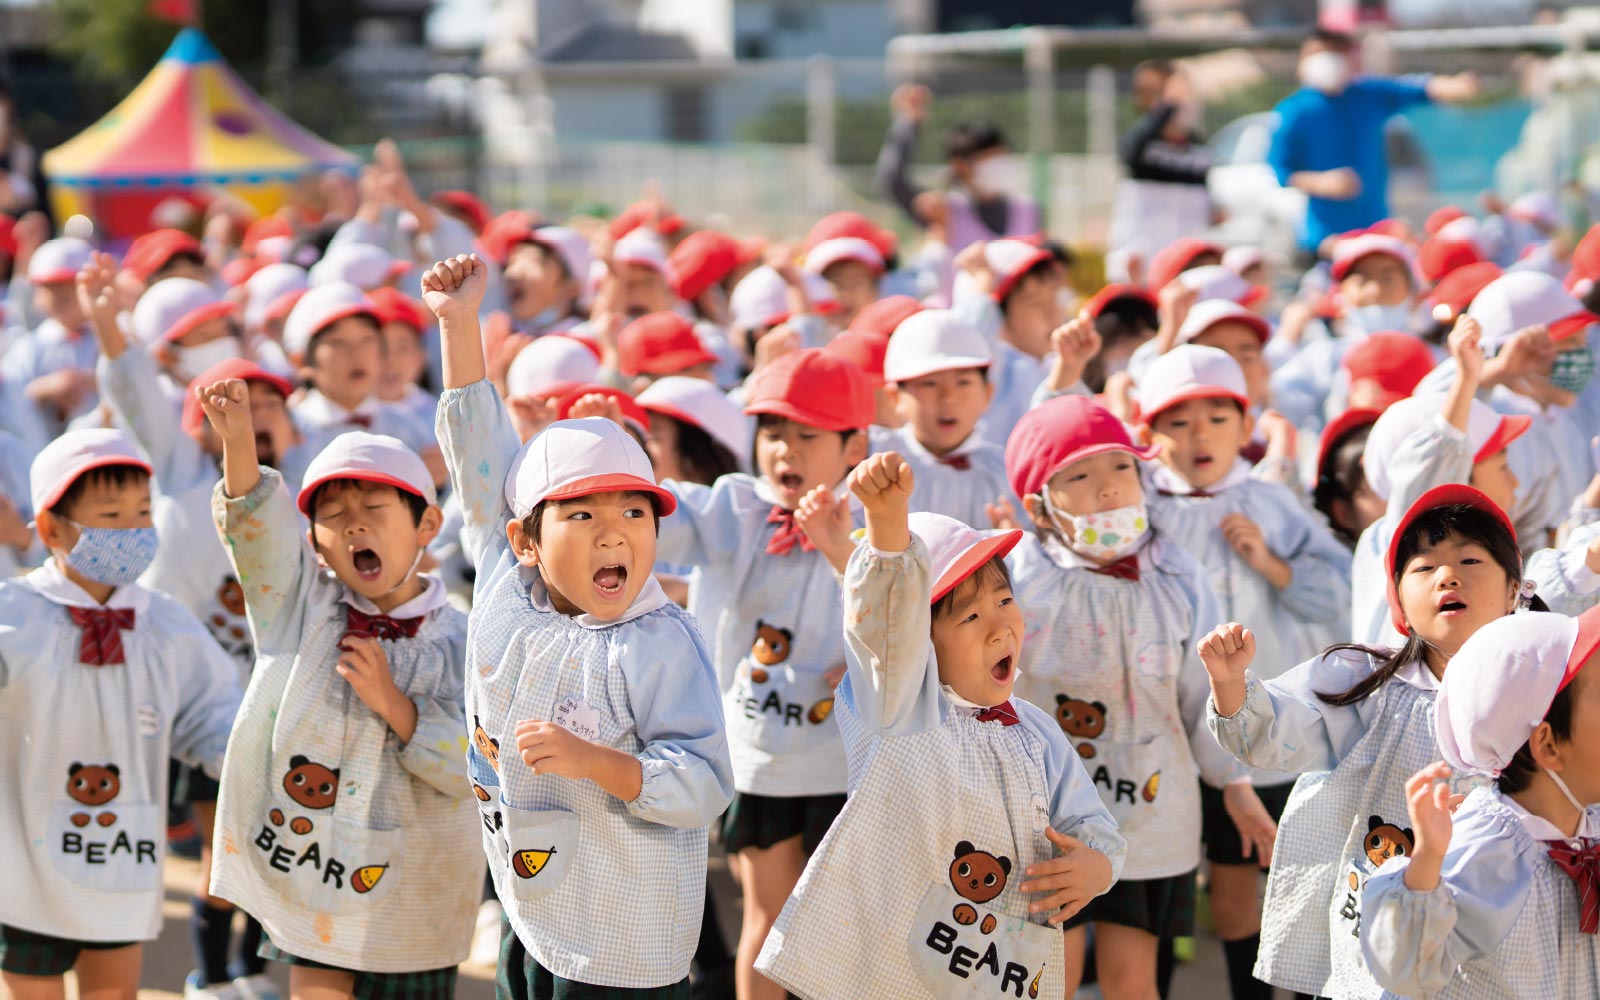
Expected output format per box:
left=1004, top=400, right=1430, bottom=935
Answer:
left=55, top=523, right=159, bottom=586
left=1550, top=346, right=1597, bottom=394
left=1043, top=492, right=1149, bottom=562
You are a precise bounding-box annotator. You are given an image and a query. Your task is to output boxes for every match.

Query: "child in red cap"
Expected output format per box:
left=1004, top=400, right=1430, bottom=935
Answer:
left=655, top=346, right=873, bottom=1000
left=756, top=454, right=1124, bottom=998
left=1001, top=394, right=1237, bottom=999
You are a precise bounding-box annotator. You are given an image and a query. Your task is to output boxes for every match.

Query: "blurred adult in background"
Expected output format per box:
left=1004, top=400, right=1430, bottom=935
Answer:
left=1108, top=60, right=1214, bottom=283
left=0, top=82, right=50, bottom=224
left=875, top=83, right=1041, bottom=298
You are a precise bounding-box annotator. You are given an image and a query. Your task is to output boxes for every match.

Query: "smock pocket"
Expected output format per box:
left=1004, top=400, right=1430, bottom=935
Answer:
left=500, top=807, right=579, bottom=903
left=905, top=883, right=1062, bottom=999
left=248, top=795, right=403, bottom=914
left=725, top=660, right=839, bottom=757
left=1081, top=735, right=1169, bottom=845
left=48, top=800, right=164, bottom=893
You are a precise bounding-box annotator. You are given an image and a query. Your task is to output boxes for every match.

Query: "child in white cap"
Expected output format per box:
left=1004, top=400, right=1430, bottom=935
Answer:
left=1361, top=604, right=1600, bottom=998
left=3, top=237, right=98, bottom=437
left=1138, top=342, right=1351, bottom=998
left=874, top=308, right=1019, bottom=527
left=756, top=453, right=1124, bottom=999
left=0, top=429, right=241, bottom=995
left=1000, top=393, right=1235, bottom=998
left=426, top=253, right=733, bottom=996
left=199, top=381, right=481, bottom=994
left=1202, top=484, right=1531, bottom=997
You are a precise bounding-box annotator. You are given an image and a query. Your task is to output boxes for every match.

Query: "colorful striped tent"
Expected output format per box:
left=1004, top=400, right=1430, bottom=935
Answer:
left=43, top=28, right=357, bottom=239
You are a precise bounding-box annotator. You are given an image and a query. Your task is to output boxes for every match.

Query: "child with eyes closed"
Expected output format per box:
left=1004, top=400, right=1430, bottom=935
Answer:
left=995, top=393, right=1235, bottom=1000
left=200, top=379, right=481, bottom=999
left=758, top=453, right=1123, bottom=1000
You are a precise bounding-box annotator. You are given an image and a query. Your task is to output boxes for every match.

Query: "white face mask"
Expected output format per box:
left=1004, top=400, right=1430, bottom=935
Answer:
left=1346, top=302, right=1416, bottom=337
left=1300, top=51, right=1352, bottom=95
left=172, top=337, right=243, bottom=382
left=1043, top=492, right=1150, bottom=562
left=971, top=154, right=1025, bottom=200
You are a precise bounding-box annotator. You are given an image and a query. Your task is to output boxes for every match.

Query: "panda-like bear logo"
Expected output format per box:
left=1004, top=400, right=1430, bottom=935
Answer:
left=1054, top=695, right=1107, bottom=758
left=949, top=840, right=1011, bottom=934
left=66, top=762, right=121, bottom=828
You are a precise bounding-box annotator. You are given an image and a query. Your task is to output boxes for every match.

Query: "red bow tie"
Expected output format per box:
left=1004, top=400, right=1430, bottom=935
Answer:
left=1547, top=841, right=1600, bottom=934
left=973, top=701, right=1021, bottom=726
left=69, top=606, right=136, bottom=666
left=345, top=606, right=423, bottom=641
left=1157, top=488, right=1212, bottom=499
left=1239, top=440, right=1267, bottom=465
left=939, top=454, right=972, bottom=471
left=346, top=414, right=374, bottom=429
left=1089, top=555, right=1141, bottom=582
left=766, top=506, right=816, bottom=557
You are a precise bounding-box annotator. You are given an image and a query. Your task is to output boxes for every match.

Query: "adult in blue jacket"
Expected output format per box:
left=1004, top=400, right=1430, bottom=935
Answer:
left=1269, top=28, right=1480, bottom=254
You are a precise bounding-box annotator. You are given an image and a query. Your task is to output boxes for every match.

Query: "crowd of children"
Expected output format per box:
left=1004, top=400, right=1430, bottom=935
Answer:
left=4, top=76, right=1600, bottom=1000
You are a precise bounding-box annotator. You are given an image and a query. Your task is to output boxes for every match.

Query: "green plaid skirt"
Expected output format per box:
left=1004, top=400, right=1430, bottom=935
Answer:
left=496, top=914, right=689, bottom=1000
left=1063, top=868, right=1198, bottom=938
left=717, top=791, right=846, bottom=856
left=257, top=938, right=456, bottom=1000
left=0, top=924, right=135, bottom=977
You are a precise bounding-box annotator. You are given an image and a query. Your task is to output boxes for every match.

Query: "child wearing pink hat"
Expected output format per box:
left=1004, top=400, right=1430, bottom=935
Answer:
left=1361, top=603, right=1600, bottom=998
left=756, top=454, right=1124, bottom=998
left=4, top=237, right=98, bottom=436
left=198, top=377, right=482, bottom=994
left=1001, top=394, right=1235, bottom=998
left=426, top=254, right=733, bottom=996
left=0, top=429, right=241, bottom=995
left=1202, top=484, right=1533, bottom=997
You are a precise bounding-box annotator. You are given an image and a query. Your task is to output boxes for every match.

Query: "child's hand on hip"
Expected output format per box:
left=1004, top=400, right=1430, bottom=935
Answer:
left=1020, top=827, right=1114, bottom=926
left=516, top=720, right=598, bottom=782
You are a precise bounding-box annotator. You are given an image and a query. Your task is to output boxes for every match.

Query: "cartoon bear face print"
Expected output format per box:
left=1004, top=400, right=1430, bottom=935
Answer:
left=66, top=763, right=120, bottom=805
left=949, top=840, right=1011, bottom=905
left=1365, top=815, right=1415, bottom=867
left=751, top=620, right=793, bottom=666
left=218, top=577, right=246, bottom=617
left=282, top=755, right=339, bottom=811
left=1054, top=695, right=1107, bottom=740
left=473, top=716, right=500, bottom=771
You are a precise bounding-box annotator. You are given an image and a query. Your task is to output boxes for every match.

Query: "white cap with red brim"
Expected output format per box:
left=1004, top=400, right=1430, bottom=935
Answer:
left=1175, top=298, right=1272, bottom=346
left=27, top=238, right=93, bottom=285
left=131, top=277, right=236, bottom=345
left=1467, top=270, right=1599, bottom=349
left=805, top=237, right=885, bottom=276
left=1138, top=344, right=1249, bottom=422
left=612, top=232, right=671, bottom=278
left=308, top=242, right=409, bottom=291
left=506, top=336, right=602, bottom=399
left=295, top=431, right=437, bottom=516
left=909, top=511, right=1024, bottom=604
left=283, top=282, right=378, bottom=359
left=244, top=263, right=310, bottom=330
left=30, top=428, right=153, bottom=516
left=506, top=417, right=677, bottom=520
left=1362, top=392, right=1532, bottom=502
left=883, top=309, right=992, bottom=383
left=636, top=376, right=752, bottom=468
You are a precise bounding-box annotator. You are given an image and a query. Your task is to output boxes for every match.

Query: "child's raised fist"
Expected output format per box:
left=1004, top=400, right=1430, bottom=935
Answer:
left=420, top=254, right=487, bottom=319
left=1198, top=622, right=1256, bottom=689
left=848, top=452, right=914, bottom=514
left=196, top=377, right=254, bottom=441
left=1447, top=314, right=1484, bottom=385
left=75, top=250, right=119, bottom=331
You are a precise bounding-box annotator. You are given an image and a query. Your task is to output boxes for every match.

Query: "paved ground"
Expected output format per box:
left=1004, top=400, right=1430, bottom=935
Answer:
left=106, top=851, right=1292, bottom=1000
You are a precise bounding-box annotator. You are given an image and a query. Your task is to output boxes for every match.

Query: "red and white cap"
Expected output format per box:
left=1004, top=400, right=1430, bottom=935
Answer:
left=366, top=286, right=429, bottom=333
left=847, top=294, right=923, bottom=339
left=1418, top=237, right=1484, bottom=284
left=1467, top=270, right=1599, bottom=349
left=1331, top=233, right=1417, bottom=282
left=30, top=428, right=154, bottom=515
left=1567, top=224, right=1600, bottom=298
left=506, top=335, right=601, bottom=398
left=1315, top=407, right=1383, bottom=480
left=636, top=375, right=751, bottom=466
left=27, top=237, right=93, bottom=285
left=986, top=239, right=1054, bottom=301
left=132, top=277, right=237, bottom=345
left=729, top=266, right=790, bottom=331
left=803, top=272, right=841, bottom=315
left=882, top=310, right=991, bottom=383
left=181, top=359, right=295, bottom=433
left=520, top=225, right=593, bottom=283
left=1005, top=394, right=1159, bottom=499
left=283, top=282, right=378, bottom=359
left=617, top=312, right=717, bottom=378
left=825, top=329, right=890, bottom=387
left=669, top=230, right=750, bottom=302
left=244, top=263, right=309, bottom=329
left=296, top=432, right=436, bottom=515
left=804, top=237, right=885, bottom=276
left=1175, top=298, right=1271, bottom=346
left=1342, top=332, right=1437, bottom=410
left=613, top=231, right=671, bottom=279
left=122, top=229, right=203, bottom=283
left=1436, top=601, right=1600, bottom=775
left=1083, top=283, right=1159, bottom=319
left=1175, top=265, right=1267, bottom=307
left=1509, top=190, right=1560, bottom=230
left=1436, top=216, right=1482, bottom=248
left=1385, top=484, right=1515, bottom=636
left=1363, top=393, right=1532, bottom=502
left=555, top=384, right=651, bottom=438
left=309, top=242, right=408, bottom=291
left=1145, top=237, right=1223, bottom=292
left=1426, top=206, right=1470, bottom=236
left=1138, top=345, right=1249, bottom=422
left=1428, top=261, right=1502, bottom=318
left=908, top=511, right=1023, bottom=604
left=744, top=348, right=874, bottom=432
left=506, top=417, right=676, bottom=520
left=1222, top=246, right=1265, bottom=276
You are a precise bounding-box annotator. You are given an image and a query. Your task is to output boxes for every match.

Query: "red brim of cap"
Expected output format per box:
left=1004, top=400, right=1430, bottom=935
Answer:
left=931, top=529, right=1024, bottom=604
left=542, top=473, right=678, bottom=517
left=636, top=346, right=718, bottom=377
left=1473, top=413, right=1533, bottom=464
left=636, top=400, right=700, bottom=432
left=743, top=398, right=865, bottom=433
left=385, top=261, right=411, bottom=280
left=1549, top=311, right=1600, bottom=341
left=1240, top=285, right=1270, bottom=307
left=1562, top=604, right=1600, bottom=693
left=263, top=290, right=306, bottom=324
left=816, top=253, right=886, bottom=276
left=1385, top=483, right=1516, bottom=634
left=296, top=470, right=430, bottom=517
left=1036, top=442, right=1162, bottom=494
left=163, top=301, right=239, bottom=343
left=1186, top=313, right=1272, bottom=346
left=992, top=248, right=1055, bottom=302
left=182, top=368, right=295, bottom=432
left=1316, top=408, right=1383, bottom=476
left=31, top=269, right=78, bottom=285
left=1141, top=389, right=1251, bottom=425
left=310, top=304, right=381, bottom=341
left=38, top=456, right=155, bottom=512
